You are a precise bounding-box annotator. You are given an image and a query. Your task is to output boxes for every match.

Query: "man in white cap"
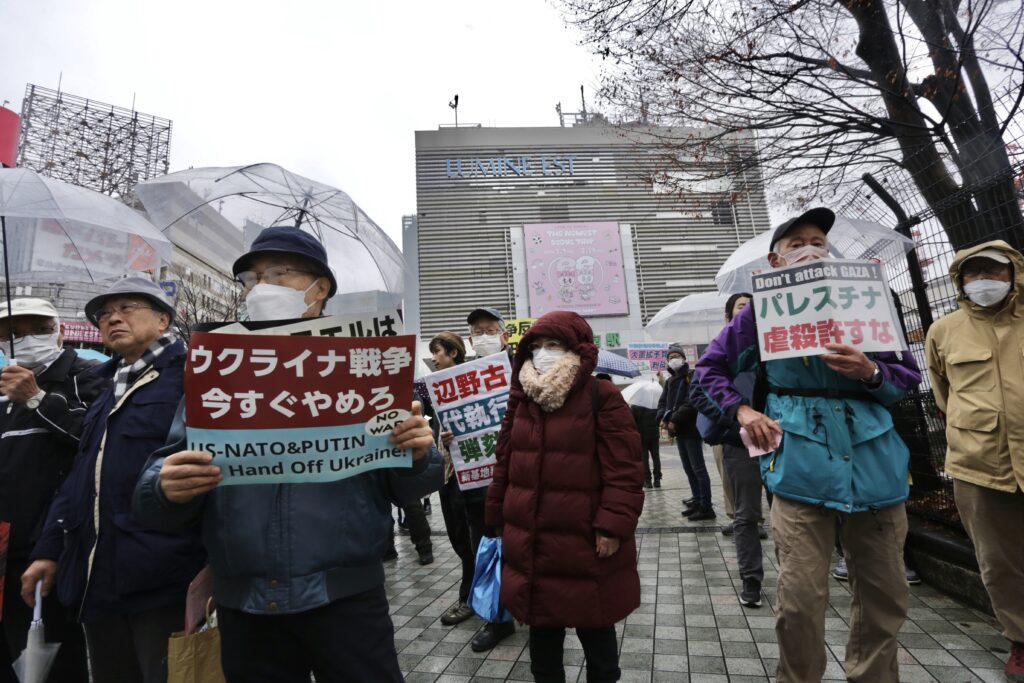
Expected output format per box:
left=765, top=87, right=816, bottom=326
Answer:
left=0, top=298, right=107, bottom=683
left=926, top=240, right=1024, bottom=681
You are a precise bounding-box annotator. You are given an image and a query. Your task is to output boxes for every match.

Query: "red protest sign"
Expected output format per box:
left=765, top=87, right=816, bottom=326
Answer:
left=185, top=332, right=417, bottom=431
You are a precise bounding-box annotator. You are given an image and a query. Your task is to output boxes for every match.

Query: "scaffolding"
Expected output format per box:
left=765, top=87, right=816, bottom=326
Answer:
left=16, top=84, right=171, bottom=203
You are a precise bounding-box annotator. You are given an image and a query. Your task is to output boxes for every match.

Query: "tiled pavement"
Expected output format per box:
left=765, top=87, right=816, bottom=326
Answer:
left=385, top=444, right=1011, bottom=682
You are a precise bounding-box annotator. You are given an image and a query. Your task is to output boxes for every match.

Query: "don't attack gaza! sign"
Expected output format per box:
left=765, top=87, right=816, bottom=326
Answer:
left=185, top=331, right=417, bottom=485
left=752, top=258, right=906, bottom=361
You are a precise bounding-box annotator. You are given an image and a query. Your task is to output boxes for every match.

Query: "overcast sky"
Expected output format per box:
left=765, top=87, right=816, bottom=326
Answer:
left=0, top=0, right=601, bottom=245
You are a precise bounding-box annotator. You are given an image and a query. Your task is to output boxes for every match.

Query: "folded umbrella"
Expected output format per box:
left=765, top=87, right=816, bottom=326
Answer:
left=13, top=582, right=60, bottom=683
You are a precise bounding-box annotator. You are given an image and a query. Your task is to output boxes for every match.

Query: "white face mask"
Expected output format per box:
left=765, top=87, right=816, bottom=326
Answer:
left=244, top=282, right=317, bottom=322
left=532, top=348, right=566, bottom=374
left=471, top=334, right=504, bottom=357
left=963, top=279, right=1012, bottom=308
left=667, top=357, right=685, bottom=371
left=12, top=332, right=61, bottom=369
left=778, top=245, right=829, bottom=266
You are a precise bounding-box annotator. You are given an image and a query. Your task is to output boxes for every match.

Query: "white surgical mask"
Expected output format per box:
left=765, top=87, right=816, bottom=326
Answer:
left=963, top=279, right=1012, bottom=308
left=244, top=282, right=317, bottom=322
left=779, top=245, right=829, bottom=266
left=668, top=358, right=685, bottom=371
left=532, top=348, right=566, bottom=374
left=471, top=334, right=503, bottom=357
left=12, top=332, right=61, bottom=369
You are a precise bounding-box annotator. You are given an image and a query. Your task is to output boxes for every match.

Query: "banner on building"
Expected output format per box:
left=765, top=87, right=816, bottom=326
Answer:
left=523, top=221, right=629, bottom=318
left=751, top=259, right=905, bottom=361
left=62, top=320, right=104, bottom=344
left=627, top=342, right=669, bottom=373
left=424, top=353, right=511, bottom=491
left=185, top=331, right=417, bottom=486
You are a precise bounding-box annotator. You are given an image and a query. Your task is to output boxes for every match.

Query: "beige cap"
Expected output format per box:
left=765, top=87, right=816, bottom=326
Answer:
left=0, top=297, right=59, bottom=321
left=964, top=248, right=1011, bottom=265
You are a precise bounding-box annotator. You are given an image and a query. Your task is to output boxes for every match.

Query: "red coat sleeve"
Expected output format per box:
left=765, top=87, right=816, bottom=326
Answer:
left=592, top=383, right=645, bottom=539
left=485, top=393, right=520, bottom=527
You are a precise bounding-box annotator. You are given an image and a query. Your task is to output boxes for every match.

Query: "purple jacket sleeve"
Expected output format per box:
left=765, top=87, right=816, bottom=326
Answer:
left=863, top=348, right=922, bottom=405
left=695, top=306, right=760, bottom=413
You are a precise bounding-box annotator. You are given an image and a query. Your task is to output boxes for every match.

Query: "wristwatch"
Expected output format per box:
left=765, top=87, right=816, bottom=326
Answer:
left=25, top=390, right=46, bottom=410
left=860, top=363, right=882, bottom=386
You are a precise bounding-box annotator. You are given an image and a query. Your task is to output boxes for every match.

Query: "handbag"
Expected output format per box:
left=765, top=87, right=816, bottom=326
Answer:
left=167, top=599, right=225, bottom=683
left=467, top=536, right=514, bottom=623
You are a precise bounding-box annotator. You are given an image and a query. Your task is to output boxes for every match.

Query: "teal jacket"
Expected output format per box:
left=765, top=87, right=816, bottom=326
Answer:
left=695, top=305, right=922, bottom=513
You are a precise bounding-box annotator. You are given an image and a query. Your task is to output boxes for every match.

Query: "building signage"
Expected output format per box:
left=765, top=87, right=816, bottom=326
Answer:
left=445, top=155, right=576, bottom=179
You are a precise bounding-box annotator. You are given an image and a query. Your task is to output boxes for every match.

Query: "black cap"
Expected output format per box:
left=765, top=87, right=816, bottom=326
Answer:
left=232, top=226, right=338, bottom=298
left=668, top=343, right=686, bottom=359
left=85, top=276, right=177, bottom=327
left=769, top=207, right=835, bottom=252
left=466, top=307, right=504, bottom=327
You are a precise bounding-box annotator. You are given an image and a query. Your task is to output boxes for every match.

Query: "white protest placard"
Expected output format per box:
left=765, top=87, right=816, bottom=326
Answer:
left=751, top=258, right=906, bottom=361
left=627, top=342, right=669, bottom=373
left=213, top=310, right=404, bottom=338
left=423, top=354, right=511, bottom=491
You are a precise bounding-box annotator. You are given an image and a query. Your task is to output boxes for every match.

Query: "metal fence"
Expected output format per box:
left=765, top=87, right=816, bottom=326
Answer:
left=834, top=136, right=1024, bottom=530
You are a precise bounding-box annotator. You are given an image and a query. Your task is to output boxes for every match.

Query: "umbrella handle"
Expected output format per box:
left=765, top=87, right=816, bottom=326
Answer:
left=33, top=580, right=42, bottom=622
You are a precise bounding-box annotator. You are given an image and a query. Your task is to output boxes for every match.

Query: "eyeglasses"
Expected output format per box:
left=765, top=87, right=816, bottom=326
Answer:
left=0, top=324, right=58, bottom=342
left=962, top=262, right=1011, bottom=278
left=471, top=326, right=505, bottom=337
left=96, top=302, right=156, bottom=324
left=235, top=266, right=316, bottom=289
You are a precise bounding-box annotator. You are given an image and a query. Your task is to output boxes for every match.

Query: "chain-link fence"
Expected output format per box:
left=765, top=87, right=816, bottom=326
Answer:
left=833, top=118, right=1024, bottom=530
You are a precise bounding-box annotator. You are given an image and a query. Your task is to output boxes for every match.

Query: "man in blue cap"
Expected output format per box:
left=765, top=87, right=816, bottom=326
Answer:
left=22, top=277, right=205, bottom=683
left=133, top=227, right=443, bottom=683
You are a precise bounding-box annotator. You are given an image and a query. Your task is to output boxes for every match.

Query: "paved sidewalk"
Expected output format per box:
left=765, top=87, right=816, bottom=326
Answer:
left=386, top=444, right=1011, bottom=682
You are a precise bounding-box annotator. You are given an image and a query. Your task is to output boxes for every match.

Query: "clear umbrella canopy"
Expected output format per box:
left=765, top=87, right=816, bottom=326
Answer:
left=621, top=380, right=663, bottom=409
left=715, top=215, right=916, bottom=295
left=0, top=168, right=171, bottom=283
left=645, top=291, right=730, bottom=344
left=136, top=163, right=405, bottom=295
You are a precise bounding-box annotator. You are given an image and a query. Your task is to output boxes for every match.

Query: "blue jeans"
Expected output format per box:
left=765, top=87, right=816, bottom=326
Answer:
left=677, top=435, right=712, bottom=510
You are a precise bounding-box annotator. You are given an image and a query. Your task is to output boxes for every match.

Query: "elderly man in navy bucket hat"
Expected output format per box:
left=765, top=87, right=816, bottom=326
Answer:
left=133, top=226, right=443, bottom=683
left=22, top=277, right=205, bottom=683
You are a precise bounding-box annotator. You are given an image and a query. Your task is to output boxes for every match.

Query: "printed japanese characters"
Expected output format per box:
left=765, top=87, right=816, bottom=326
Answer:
left=627, top=342, right=669, bottom=373
left=185, top=332, right=417, bottom=485
left=752, top=259, right=906, bottom=361
left=424, top=354, right=511, bottom=490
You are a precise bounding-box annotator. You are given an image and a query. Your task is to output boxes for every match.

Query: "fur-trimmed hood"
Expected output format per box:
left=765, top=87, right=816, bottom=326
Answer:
left=510, top=311, right=598, bottom=404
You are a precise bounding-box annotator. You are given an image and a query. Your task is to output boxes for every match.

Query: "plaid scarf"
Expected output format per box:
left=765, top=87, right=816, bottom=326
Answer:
left=113, top=334, right=176, bottom=400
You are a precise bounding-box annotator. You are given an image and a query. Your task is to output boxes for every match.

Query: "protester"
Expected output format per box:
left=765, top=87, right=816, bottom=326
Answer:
left=696, top=207, right=922, bottom=682
left=485, top=311, right=644, bottom=683
left=631, top=401, right=661, bottom=488
left=19, top=279, right=204, bottom=683
left=458, top=307, right=516, bottom=651
left=926, top=240, right=1024, bottom=680
left=425, top=331, right=480, bottom=627
left=133, top=227, right=442, bottom=683
left=657, top=345, right=714, bottom=520
left=0, top=299, right=107, bottom=683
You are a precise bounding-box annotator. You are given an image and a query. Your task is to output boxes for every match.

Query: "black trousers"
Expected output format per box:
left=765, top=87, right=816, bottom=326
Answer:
left=395, top=500, right=432, bottom=555
left=1, top=557, right=89, bottom=683
left=218, top=585, right=403, bottom=683
left=529, top=625, right=620, bottom=683
left=82, top=604, right=184, bottom=683
left=639, top=425, right=661, bottom=483
left=439, top=477, right=475, bottom=602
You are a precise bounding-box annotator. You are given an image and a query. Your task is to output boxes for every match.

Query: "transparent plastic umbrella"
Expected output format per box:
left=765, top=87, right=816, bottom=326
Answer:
left=622, top=380, right=663, bottom=409
left=715, top=215, right=916, bottom=295
left=135, top=163, right=405, bottom=296
left=13, top=582, right=60, bottom=683
left=645, top=292, right=729, bottom=344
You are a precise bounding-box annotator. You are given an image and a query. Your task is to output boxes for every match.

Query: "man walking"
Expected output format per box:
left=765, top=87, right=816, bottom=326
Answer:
left=926, top=240, right=1024, bottom=681
left=0, top=298, right=107, bottom=683
left=696, top=207, right=922, bottom=682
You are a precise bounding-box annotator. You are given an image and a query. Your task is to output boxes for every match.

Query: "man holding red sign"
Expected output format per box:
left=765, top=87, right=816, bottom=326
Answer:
left=134, top=228, right=441, bottom=683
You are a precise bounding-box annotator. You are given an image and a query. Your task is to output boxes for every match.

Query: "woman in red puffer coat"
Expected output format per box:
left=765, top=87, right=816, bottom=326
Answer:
left=485, top=311, right=644, bottom=683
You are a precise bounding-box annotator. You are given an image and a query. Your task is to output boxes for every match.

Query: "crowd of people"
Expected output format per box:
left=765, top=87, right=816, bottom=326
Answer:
left=0, top=209, right=1020, bottom=683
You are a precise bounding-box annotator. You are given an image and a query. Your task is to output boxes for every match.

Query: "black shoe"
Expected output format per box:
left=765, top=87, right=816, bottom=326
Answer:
left=423, top=501, right=432, bottom=515
left=418, top=551, right=434, bottom=565
left=681, top=503, right=701, bottom=517
left=688, top=507, right=717, bottom=521
left=382, top=547, right=398, bottom=561
left=644, top=479, right=653, bottom=489
left=721, top=522, right=735, bottom=537
left=683, top=497, right=695, bottom=506
left=653, top=478, right=661, bottom=488
left=440, top=601, right=475, bottom=626
left=470, top=621, right=515, bottom=652
left=758, top=525, right=769, bottom=540
left=739, top=578, right=762, bottom=608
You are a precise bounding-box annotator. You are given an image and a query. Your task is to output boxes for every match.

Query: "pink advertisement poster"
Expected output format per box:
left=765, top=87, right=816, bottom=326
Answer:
left=524, top=222, right=629, bottom=317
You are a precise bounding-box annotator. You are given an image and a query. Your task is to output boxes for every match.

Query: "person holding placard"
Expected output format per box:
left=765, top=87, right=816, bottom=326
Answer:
left=133, top=227, right=442, bottom=683
left=926, top=240, right=1024, bottom=681
left=695, top=208, right=922, bottom=683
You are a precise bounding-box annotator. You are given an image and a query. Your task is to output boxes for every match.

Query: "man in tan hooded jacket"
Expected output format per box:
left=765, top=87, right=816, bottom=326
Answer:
left=926, top=239, right=1024, bottom=681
